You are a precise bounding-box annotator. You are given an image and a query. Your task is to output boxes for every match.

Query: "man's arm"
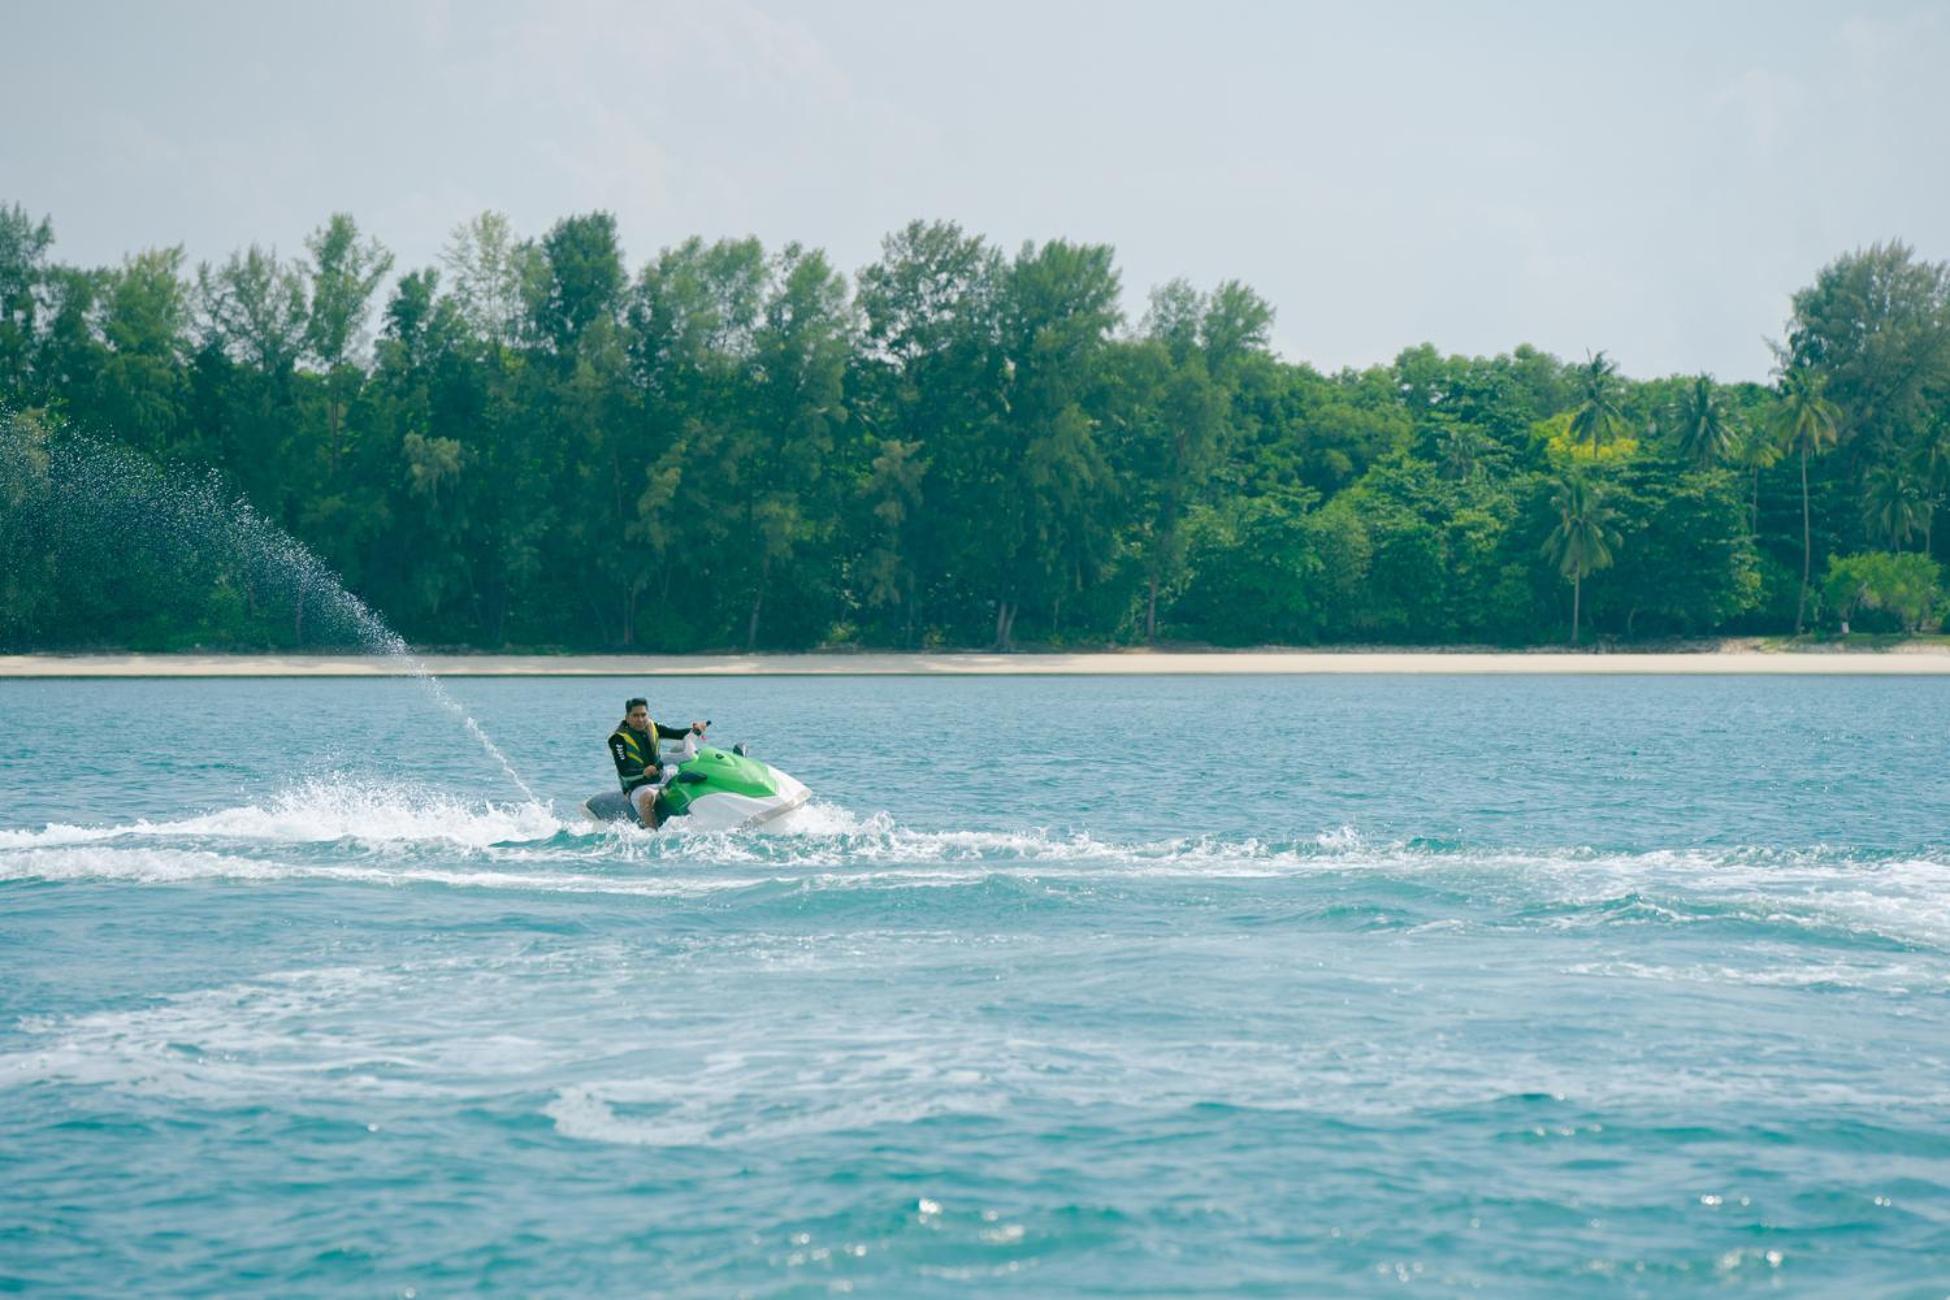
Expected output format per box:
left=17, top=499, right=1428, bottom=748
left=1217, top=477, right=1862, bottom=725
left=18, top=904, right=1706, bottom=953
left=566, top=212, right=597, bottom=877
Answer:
left=655, top=720, right=703, bottom=740
left=610, top=734, right=653, bottom=789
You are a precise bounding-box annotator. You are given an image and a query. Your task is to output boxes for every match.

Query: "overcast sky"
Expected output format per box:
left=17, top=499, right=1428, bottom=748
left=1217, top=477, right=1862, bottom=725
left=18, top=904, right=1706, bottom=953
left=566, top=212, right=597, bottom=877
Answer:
left=7, top=1, right=1946, bottom=380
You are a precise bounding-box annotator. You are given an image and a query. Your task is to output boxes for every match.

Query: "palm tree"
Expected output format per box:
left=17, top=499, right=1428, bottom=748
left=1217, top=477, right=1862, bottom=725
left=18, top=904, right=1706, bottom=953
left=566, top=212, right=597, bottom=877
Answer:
left=1769, top=366, right=1842, bottom=634
left=1568, top=351, right=1629, bottom=454
left=1437, top=422, right=1488, bottom=481
left=1862, top=455, right=1928, bottom=551
left=1542, top=474, right=1619, bottom=645
left=1672, top=374, right=1742, bottom=468
left=1733, top=420, right=1784, bottom=538
left=1916, top=413, right=1950, bottom=556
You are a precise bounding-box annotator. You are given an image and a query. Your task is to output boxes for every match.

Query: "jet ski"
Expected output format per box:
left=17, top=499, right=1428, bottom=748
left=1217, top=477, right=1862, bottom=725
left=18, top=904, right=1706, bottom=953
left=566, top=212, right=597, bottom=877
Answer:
left=583, top=733, right=809, bottom=831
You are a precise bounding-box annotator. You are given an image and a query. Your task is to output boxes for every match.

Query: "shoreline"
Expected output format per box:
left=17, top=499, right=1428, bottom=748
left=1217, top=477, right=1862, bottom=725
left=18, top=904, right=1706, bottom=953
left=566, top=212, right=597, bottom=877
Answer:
left=7, top=648, right=1950, bottom=677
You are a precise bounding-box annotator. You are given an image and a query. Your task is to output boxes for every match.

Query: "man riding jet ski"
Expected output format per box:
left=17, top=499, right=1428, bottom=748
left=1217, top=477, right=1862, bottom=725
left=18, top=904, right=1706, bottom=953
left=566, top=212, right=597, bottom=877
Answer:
left=585, top=696, right=810, bottom=830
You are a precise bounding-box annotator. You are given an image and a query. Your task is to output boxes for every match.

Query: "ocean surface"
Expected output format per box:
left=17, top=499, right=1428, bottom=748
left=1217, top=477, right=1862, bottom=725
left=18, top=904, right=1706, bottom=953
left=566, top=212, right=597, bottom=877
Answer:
left=3, top=674, right=1949, bottom=1296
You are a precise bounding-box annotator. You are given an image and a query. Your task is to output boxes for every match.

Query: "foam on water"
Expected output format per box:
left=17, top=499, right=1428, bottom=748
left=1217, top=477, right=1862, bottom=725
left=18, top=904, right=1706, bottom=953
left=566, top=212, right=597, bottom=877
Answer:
left=9, top=779, right=1950, bottom=959
left=0, top=846, right=787, bottom=898
left=8, top=937, right=1941, bottom=1147
left=0, top=776, right=563, bottom=849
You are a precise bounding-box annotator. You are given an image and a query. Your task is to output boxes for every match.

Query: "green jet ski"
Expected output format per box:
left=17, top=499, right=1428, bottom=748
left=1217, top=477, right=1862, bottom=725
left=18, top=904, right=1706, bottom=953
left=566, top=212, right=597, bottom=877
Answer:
left=584, top=735, right=809, bottom=831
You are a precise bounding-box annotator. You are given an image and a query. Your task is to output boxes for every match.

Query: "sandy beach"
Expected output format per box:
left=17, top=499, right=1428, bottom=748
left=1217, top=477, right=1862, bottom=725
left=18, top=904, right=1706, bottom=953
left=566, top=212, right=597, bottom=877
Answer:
left=7, top=648, right=1950, bottom=676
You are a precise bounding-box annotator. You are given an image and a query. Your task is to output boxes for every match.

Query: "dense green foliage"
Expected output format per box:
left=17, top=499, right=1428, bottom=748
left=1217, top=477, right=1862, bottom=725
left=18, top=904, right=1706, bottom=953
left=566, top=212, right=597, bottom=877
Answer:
left=1822, top=552, right=1943, bottom=633
left=4, top=202, right=1949, bottom=651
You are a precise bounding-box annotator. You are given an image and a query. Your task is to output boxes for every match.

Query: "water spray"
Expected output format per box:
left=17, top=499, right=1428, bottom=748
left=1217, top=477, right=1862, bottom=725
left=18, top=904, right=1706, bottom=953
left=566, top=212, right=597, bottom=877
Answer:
left=1, top=418, right=538, bottom=803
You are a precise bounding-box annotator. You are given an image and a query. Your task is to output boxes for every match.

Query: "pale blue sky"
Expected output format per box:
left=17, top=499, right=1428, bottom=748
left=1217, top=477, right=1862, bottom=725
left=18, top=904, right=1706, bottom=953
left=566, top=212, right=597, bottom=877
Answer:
left=7, top=1, right=1946, bottom=379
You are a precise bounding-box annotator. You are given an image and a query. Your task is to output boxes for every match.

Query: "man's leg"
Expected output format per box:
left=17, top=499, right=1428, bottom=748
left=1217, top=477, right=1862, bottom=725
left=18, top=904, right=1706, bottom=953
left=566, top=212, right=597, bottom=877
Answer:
left=629, top=784, right=660, bottom=827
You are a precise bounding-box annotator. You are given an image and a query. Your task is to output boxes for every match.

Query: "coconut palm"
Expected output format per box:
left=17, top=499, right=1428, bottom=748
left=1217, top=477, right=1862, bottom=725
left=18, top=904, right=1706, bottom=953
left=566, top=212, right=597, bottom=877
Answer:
left=1769, top=366, right=1842, bottom=633
left=1671, top=373, right=1742, bottom=468
left=1437, top=421, right=1488, bottom=481
left=1862, top=455, right=1929, bottom=551
left=1916, top=412, right=1950, bottom=555
left=1568, top=351, right=1629, bottom=454
left=1541, top=474, right=1619, bottom=645
left=1733, top=420, right=1784, bottom=538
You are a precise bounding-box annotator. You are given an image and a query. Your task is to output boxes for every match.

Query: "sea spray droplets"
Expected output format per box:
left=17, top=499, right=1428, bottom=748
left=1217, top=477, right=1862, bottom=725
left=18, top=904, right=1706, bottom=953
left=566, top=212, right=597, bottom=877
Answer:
left=0, top=421, right=535, bottom=801
left=212, top=486, right=536, bottom=801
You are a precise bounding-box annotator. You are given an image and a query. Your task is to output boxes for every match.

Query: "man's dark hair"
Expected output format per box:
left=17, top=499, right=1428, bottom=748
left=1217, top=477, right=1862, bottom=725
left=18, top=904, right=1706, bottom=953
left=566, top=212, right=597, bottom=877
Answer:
left=625, top=697, right=648, bottom=712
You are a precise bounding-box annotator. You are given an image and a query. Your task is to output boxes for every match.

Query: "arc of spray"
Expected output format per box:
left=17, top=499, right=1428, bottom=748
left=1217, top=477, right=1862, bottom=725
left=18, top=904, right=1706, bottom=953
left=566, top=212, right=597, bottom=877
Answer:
left=6, top=424, right=539, bottom=805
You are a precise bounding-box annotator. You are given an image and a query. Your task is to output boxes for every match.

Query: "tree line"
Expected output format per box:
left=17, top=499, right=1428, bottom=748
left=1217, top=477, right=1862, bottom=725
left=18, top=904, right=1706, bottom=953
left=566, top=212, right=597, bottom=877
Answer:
left=3, top=202, right=1948, bottom=652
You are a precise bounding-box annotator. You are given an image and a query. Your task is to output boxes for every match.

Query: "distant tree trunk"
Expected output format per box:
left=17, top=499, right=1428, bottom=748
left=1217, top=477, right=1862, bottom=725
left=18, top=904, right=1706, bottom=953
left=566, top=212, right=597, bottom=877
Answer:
left=328, top=396, right=343, bottom=476
left=994, top=599, right=1016, bottom=651
left=489, top=579, right=509, bottom=647
left=1146, top=571, right=1159, bottom=644
left=1797, top=444, right=1811, bottom=635
left=1569, top=574, right=1580, bottom=646
left=293, top=571, right=307, bottom=645
left=904, top=570, right=917, bottom=650
left=466, top=577, right=482, bottom=639
left=746, top=556, right=769, bottom=650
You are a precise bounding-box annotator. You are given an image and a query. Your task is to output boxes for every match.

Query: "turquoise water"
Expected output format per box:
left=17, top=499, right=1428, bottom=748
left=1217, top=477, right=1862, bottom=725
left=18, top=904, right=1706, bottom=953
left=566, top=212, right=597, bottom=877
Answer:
left=4, top=675, right=1949, bottom=1295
